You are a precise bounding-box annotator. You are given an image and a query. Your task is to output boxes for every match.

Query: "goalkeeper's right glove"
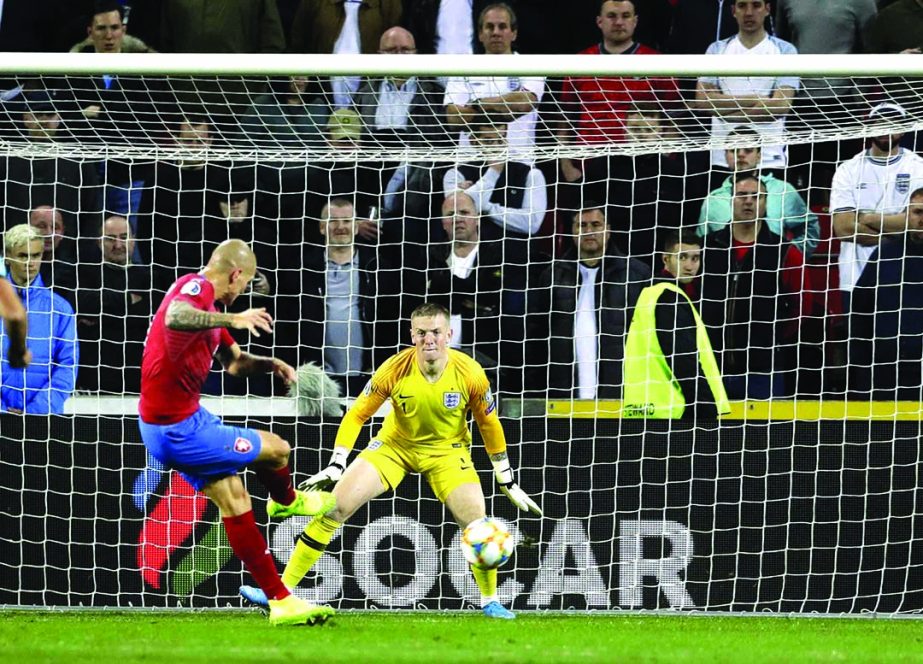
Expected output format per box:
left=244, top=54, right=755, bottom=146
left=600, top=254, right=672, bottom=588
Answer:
left=298, top=446, right=349, bottom=491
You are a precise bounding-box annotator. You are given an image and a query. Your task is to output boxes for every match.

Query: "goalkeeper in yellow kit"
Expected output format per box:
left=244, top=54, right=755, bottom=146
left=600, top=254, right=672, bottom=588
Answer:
left=240, top=302, right=541, bottom=619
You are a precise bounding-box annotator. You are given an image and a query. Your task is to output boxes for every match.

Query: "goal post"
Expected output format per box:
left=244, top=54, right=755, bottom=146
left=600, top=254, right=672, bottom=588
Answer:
left=2, top=54, right=923, bottom=613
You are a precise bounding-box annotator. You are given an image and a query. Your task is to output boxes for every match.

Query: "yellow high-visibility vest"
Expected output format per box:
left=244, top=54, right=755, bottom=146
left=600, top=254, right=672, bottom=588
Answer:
left=623, top=282, right=730, bottom=418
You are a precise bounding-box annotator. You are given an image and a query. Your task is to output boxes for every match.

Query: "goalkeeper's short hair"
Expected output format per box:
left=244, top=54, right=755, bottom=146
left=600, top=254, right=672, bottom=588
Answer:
left=410, top=301, right=451, bottom=323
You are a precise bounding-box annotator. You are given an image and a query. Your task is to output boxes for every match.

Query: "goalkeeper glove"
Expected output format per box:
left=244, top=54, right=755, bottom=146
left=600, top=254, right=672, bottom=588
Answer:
left=491, top=454, right=542, bottom=516
left=298, top=446, right=349, bottom=491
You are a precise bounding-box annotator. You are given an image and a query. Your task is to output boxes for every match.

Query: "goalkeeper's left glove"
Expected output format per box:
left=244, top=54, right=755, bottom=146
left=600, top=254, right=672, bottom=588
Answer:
left=298, top=446, right=349, bottom=491
left=491, top=454, right=542, bottom=516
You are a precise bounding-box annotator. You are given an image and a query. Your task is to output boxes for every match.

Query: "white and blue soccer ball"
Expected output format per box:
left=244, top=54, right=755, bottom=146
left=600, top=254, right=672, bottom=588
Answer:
left=461, top=517, right=514, bottom=570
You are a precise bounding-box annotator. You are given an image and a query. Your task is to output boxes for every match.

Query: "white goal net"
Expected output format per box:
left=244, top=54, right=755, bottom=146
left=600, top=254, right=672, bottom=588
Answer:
left=2, top=53, right=923, bottom=613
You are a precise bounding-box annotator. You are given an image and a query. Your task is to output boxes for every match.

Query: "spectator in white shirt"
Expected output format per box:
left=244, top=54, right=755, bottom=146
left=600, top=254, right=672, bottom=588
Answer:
left=695, top=0, right=799, bottom=173
left=443, top=3, right=544, bottom=159
left=831, top=102, right=923, bottom=311
left=442, top=119, right=547, bottom=319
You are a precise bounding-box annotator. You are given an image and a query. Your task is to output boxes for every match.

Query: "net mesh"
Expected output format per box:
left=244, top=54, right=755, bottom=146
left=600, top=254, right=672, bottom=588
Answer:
left=2, top=65, right=923, bottom=612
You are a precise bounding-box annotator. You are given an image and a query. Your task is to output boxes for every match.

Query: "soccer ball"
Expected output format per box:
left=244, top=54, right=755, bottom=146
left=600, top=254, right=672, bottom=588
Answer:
left=461, top=517, right=514, bottom=570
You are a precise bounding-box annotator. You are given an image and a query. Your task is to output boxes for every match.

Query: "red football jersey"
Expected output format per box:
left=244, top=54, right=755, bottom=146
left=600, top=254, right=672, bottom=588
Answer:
left=560, top=43, right=679, bottom=144
left=139, top=273, right=236, bottom=424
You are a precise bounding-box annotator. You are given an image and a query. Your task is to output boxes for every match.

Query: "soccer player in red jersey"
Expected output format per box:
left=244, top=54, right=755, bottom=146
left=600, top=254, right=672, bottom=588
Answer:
left=138, top=239, right=335, bottom=626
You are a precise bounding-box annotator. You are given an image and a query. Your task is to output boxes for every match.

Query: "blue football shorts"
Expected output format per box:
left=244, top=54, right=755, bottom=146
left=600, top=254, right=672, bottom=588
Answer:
left=138, top=406, right=262, bottom=491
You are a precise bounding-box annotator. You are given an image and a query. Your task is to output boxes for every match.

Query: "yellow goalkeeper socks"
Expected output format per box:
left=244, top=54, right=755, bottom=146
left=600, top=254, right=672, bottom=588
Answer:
left=282, top=515, right=341, bottom=588
left=470, top=565, right=497, bottom=607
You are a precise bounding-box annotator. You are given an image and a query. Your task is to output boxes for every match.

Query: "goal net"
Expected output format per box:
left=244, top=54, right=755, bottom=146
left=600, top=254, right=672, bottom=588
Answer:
left=2, top=53, right=923, bottom=613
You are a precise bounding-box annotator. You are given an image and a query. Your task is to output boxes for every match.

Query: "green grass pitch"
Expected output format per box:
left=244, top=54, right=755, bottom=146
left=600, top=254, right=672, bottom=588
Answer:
left=2, top=610, right=923, bottom=663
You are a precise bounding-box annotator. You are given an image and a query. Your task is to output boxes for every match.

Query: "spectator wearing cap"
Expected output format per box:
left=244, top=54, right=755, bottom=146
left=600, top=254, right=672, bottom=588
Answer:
left=695, top=0, right=799, bottom=172
left=302, top=109, right=382, bottom=247
left=7, top=90, right=62, bottom=142
left=831, top=102, right=923, bottom=311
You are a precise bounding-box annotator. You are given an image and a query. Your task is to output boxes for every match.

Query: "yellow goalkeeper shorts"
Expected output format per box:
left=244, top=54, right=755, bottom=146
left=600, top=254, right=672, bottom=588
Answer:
left=357, top=438, right=481, bottom=502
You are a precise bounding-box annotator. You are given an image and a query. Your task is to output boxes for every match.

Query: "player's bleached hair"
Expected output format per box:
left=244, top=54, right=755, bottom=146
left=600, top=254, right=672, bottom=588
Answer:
left=4, top=223, right=42, bottom=254
left=410, top=301, right=451, bottom=323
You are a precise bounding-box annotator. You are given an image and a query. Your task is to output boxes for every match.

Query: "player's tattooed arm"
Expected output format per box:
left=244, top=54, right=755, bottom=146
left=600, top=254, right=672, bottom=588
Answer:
left=166, top=301, right=274, bottom=337
left=165, top=301, right=237, bottom=330
left=489, top=451, right=508, bottom=463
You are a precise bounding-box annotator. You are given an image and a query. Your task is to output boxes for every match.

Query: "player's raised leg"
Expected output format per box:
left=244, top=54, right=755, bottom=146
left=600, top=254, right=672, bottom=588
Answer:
left=252, top=430, right=336, bottom=518
left=203, top=475, right=334, bottom=626
left=445, top=482, right=515, bottom=620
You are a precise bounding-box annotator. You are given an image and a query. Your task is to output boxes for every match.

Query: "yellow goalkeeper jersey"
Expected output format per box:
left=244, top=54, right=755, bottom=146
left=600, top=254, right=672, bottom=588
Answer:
left=334, top=347, right=507, bottom=455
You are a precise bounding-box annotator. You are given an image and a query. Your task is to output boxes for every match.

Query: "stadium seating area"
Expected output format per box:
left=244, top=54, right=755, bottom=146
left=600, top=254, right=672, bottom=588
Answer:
left=2, top=0, right=922, bottom=408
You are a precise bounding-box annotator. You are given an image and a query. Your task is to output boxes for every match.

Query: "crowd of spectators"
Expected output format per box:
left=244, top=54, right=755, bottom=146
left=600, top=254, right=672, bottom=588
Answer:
left=1, top=0, right=922, bottom=411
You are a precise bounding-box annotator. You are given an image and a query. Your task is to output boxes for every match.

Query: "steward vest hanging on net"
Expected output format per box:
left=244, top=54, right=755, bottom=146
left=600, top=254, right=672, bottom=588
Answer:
left=622, top=282, right=730, bottom=419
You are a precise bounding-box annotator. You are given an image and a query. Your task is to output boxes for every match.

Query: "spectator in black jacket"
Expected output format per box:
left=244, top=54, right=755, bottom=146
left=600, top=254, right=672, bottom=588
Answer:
left=75, top=213, right=160, bottom=394
left=699, top=172, right=801, bottom=399
left=276, top=198, right=400, bottom=397
left=28, top=205, right=78, bottom=308
left=424, top=191, right=507, bottom=386
left=527, top=201, right=650, bottom=399
left=64, top=0, right=166, bottom=145
left=622, top=228, right=728, bottom=420
left=849, top=187, right=923, bottom=399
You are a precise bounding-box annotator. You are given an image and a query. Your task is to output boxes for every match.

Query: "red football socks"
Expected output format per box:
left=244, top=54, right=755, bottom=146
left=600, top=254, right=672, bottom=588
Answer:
left=223, top=511, right=289, bottom=601
left=255, top=465, right=296, bottom=506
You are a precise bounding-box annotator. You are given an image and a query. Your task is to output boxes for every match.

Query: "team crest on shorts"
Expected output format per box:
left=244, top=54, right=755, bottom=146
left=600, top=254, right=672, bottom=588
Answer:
left=367, top=439, right=383, bottom=451
left=443, top=392, right=461, bottom=409
left=233, top=437, right=253, bottom=454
